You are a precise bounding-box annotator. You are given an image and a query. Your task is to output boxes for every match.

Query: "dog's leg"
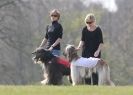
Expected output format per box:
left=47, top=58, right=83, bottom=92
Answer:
left=71, top=64, right=80, bottom=86
left=97, top=60, right=115, bottom=86
left=103, top=64, right=115, bottom=86
left=67, top=75, right=72, bottom=84
left=41, top=77, right=49, bottom=85
left=41, top=72, right=49, bottom=85
left=79, top=67, right=86, bottom=84
left=96, top=62, right=104, bottom=85
left=41, top=64, right=49, bottom=85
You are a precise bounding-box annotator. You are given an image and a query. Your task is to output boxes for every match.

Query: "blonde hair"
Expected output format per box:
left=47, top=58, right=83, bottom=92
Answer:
left=50, top=9, right=60, bottom=19
left=85, top=13, right=96, bottom=24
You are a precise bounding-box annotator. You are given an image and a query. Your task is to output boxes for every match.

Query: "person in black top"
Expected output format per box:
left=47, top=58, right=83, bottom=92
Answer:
left=39, top=9, right=63, bottom=56
left=77, top=13, right=103, bottom=85
left=37, top=9, right=63, bottom=84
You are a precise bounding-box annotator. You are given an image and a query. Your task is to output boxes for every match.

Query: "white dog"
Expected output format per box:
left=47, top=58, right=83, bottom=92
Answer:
left=64, top=44, right=115, bottom=86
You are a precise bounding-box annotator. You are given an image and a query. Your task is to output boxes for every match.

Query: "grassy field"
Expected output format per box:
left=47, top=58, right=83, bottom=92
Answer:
left=0, top=85, right=133, bottom=95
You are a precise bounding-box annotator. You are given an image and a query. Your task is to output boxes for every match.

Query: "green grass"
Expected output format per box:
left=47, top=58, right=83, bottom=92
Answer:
left=0, top=85, right=133, bottom=95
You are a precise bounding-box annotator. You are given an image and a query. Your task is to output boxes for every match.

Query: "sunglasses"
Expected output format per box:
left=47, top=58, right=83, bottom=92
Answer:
left=86, top=21, right=93, bottom=24
left=51, top=15, right=58, bottom=17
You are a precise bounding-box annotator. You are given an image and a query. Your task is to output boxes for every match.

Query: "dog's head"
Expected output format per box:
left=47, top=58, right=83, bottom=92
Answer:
left=63, top=44, right=78, bottom=62
left=32, top=48, right=55, bottom=64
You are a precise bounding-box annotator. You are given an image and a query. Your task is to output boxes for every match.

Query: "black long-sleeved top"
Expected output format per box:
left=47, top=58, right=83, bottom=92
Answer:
left=45, top=21, right=63, bottom=50
left=81, top=26, right=103, bottom=58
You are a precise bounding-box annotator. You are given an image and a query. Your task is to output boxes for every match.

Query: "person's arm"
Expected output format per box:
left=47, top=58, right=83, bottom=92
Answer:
left=48, top=38, right=62, bottom=50
left=97, top=43, right=103, bottom=52
left=39, top=38, right=48, bottom=48
left=94, top=27, right=104, bottom=57
left=52, top=38, right=62, bottom=47
left=39, top=25, right=49, bottom=48
left=77, top=41, right=84, bottom=50
left=77, top=28, right=85, bottom=50
left=94, top=43, right=103, bottom=57
left=48, top=24, right=63, bottom=51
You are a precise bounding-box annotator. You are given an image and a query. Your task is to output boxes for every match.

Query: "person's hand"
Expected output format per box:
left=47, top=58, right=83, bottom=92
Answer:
left=94, top=50, right=100, bottom=57
left=48, top=46, right=53, bottom=51
left=76, top=46, right=81, bottom=51
left=32, top=47, right=44, bottom=54
left=36, top=47, right=44, bottom=51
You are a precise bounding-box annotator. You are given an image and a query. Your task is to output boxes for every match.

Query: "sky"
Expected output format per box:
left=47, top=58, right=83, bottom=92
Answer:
left=81, top=0, right=118, bottom=12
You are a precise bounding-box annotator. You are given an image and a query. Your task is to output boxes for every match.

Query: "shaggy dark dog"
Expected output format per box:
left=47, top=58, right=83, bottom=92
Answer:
left=32, top=49, right=70, bottom=85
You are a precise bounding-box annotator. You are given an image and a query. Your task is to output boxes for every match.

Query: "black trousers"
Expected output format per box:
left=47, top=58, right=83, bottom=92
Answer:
left=85, top=72, right=98, bottom=85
